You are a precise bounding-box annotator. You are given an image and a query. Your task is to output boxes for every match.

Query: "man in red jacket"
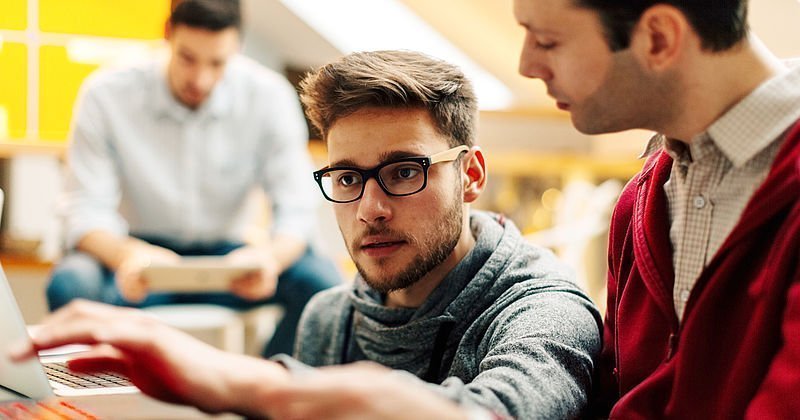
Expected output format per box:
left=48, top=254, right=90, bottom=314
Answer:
left=514, top=0, right=800, bottom=417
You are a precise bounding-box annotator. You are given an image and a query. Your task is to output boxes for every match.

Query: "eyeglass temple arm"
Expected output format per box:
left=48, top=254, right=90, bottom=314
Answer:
left=429, top=145, right=469, bottom=164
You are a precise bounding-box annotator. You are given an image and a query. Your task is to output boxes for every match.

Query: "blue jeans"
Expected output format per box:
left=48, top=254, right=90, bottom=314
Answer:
left=47, top=238, right=341, bottom=357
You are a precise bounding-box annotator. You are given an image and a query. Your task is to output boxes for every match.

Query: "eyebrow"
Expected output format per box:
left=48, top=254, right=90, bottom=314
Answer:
left=329, top=150, right=425, bottom=169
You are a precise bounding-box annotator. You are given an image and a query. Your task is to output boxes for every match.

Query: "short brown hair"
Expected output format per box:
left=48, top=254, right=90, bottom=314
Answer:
left=573, top=0, right=748, bottom=52
left=299, top=50, right=477, bottom=147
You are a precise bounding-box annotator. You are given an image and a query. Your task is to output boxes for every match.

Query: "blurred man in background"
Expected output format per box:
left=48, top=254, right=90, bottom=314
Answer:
left=46, top=0, right=340, bottom=357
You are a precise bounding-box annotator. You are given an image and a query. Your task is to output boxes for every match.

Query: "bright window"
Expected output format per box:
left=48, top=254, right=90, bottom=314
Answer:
left=280, top=0, right=513, bottom=110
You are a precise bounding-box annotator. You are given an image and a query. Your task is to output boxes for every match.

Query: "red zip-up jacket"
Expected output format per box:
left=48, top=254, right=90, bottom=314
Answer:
left=595, top=121, right=800, bottom=419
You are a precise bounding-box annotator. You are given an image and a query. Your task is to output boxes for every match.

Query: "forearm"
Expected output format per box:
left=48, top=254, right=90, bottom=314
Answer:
left=216, top=354, right=292, bottom=417
left=265, top=357, right=470, bottom=420
left=76, top=230, right=147, bottom=271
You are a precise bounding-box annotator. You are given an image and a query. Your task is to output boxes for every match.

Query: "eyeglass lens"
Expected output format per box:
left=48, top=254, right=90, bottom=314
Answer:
left=319, top=160, right=426, bottom=202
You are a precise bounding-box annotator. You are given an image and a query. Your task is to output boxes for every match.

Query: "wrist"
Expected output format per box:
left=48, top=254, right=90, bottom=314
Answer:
left=240, top=244, right=284, bottom=273
left=222, top=355, right=291, bottom=417
left=113, top=238, right=147, bottom=270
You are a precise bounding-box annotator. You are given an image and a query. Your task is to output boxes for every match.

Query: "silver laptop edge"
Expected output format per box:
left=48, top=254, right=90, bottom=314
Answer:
left=0, top=264, right=137, bottom=397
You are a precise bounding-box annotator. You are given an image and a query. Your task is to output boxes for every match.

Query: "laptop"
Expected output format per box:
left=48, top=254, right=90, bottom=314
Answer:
left=0, top=265, right=138, bottom=398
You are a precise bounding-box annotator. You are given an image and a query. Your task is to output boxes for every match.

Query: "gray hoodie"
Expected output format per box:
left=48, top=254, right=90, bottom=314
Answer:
left=285, top=211, right=602, bottom=419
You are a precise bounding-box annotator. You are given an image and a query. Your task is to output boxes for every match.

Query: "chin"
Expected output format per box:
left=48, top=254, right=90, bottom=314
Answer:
left=358, top=261, right=395, bottom=279
left=572, top=114, right=615, bottom=135
left=185, top=99, right=203, bottom=108
left=361, top=272, right=396, bottom=291
left=181, top=92, right=206, bottom=105
left=356, top=262, right=406, bottom=292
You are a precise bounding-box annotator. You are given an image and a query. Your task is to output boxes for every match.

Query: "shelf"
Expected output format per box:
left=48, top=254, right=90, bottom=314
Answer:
left=0, top=140, right=66, bottom=158
left=0, top=252, right=53, bottom=269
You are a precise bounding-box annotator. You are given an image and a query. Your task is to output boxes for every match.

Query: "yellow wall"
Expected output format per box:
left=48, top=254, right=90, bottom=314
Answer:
left=39, top=46, right=100, bottom=141
left=40, top=0, right=168, bottom=39
left=0, top=43, right=28, bottom=139
left=1, top=0, right=169, bottom=142
left=0, top=0, right=27, bottom=30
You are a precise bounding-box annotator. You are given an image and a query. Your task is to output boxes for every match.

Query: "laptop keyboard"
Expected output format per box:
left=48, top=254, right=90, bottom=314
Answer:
left=43, top=363, right=132, bottom=389
left=0, top=399, right=98, bottom=419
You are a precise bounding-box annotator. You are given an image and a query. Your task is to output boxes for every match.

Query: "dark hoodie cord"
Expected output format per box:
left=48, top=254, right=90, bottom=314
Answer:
left=423, top=320, right=457, bottom=383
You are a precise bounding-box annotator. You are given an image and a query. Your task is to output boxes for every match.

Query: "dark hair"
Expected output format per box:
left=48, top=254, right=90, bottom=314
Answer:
left=299, top=50, right=477, bottom=147
left=573, top=0, right=749, bottom=52
left=169, top=0, right=241, bottom=31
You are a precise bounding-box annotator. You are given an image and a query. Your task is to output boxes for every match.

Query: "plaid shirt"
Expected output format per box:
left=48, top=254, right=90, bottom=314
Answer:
left=640, top=63, right=800, bottom=320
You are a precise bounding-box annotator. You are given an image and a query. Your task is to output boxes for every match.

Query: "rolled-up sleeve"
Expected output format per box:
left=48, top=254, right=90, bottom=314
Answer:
left=63, top=81, right=128, bottom=249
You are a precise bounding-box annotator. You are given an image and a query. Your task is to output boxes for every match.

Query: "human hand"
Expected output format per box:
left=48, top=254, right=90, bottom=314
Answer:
left=7, top=300, right=291, bottom=417
left=226, top=245, right=279, bottom=301
left=265, top=362, right=468, bottom=420
left=116, top=243, right=180, bottom=303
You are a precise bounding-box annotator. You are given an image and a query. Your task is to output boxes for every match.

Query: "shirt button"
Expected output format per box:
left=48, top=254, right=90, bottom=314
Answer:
left=693, top=195, right=706, bottom=209
left=680, top=290, right=690, bottom=301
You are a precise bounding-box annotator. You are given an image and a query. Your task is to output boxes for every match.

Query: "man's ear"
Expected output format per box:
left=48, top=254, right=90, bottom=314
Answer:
left=630, top=4, right=690, bottom=71
left=462, top=147, right=486, bottom=204
left=164, top=21, right=173, bottom=40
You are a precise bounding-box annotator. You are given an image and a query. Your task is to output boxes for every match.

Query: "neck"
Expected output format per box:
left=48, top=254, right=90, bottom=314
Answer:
left=385, top=214, right=475, bottom=309
left=661, top=35, right=785, bottom=143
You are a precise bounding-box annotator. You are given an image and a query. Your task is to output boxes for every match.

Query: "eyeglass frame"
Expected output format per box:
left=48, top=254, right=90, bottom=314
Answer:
left=313, top=145, right=469, bottom=203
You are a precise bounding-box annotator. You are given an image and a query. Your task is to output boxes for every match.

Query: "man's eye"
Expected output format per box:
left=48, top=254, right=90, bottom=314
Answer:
left=337, top=172, right=361, bottom=187
left=536, top=41, right=557, bottom=50
left=393, top=166, right=421, bottom=180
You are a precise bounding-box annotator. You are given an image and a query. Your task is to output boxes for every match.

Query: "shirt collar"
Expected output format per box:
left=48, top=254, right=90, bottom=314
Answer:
left=640, top=133, right=666, bottom=159
left=640, top=133, right=696, bottom=166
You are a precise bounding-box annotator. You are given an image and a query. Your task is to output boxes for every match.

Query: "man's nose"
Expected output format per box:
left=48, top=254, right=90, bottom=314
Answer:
left=191, top=67, right=216, bottom=91
left=518, top=41, right=553, bottom=81
left=356, top=178, right=393, bottom=224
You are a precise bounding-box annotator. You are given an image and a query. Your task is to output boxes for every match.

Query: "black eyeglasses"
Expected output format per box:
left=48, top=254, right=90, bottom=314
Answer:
left=313, top=145, right=468, bottom=203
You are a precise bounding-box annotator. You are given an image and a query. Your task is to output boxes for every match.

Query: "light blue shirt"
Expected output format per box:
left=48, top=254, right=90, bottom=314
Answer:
left=64, top=55, right=319, bottom=249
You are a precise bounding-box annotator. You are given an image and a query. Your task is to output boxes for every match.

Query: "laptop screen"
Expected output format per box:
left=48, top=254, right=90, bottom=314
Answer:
left=0, top=266, right=55, bottom=400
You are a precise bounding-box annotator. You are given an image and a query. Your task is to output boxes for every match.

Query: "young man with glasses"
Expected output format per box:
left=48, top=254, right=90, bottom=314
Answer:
left=288, top=51, right=601, bottom=417
left=12, top=50, right=602, bottom=419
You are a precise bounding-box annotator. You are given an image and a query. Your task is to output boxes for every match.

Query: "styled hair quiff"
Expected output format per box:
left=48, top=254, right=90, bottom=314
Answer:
left=299, top=50, right=477, bottom=147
